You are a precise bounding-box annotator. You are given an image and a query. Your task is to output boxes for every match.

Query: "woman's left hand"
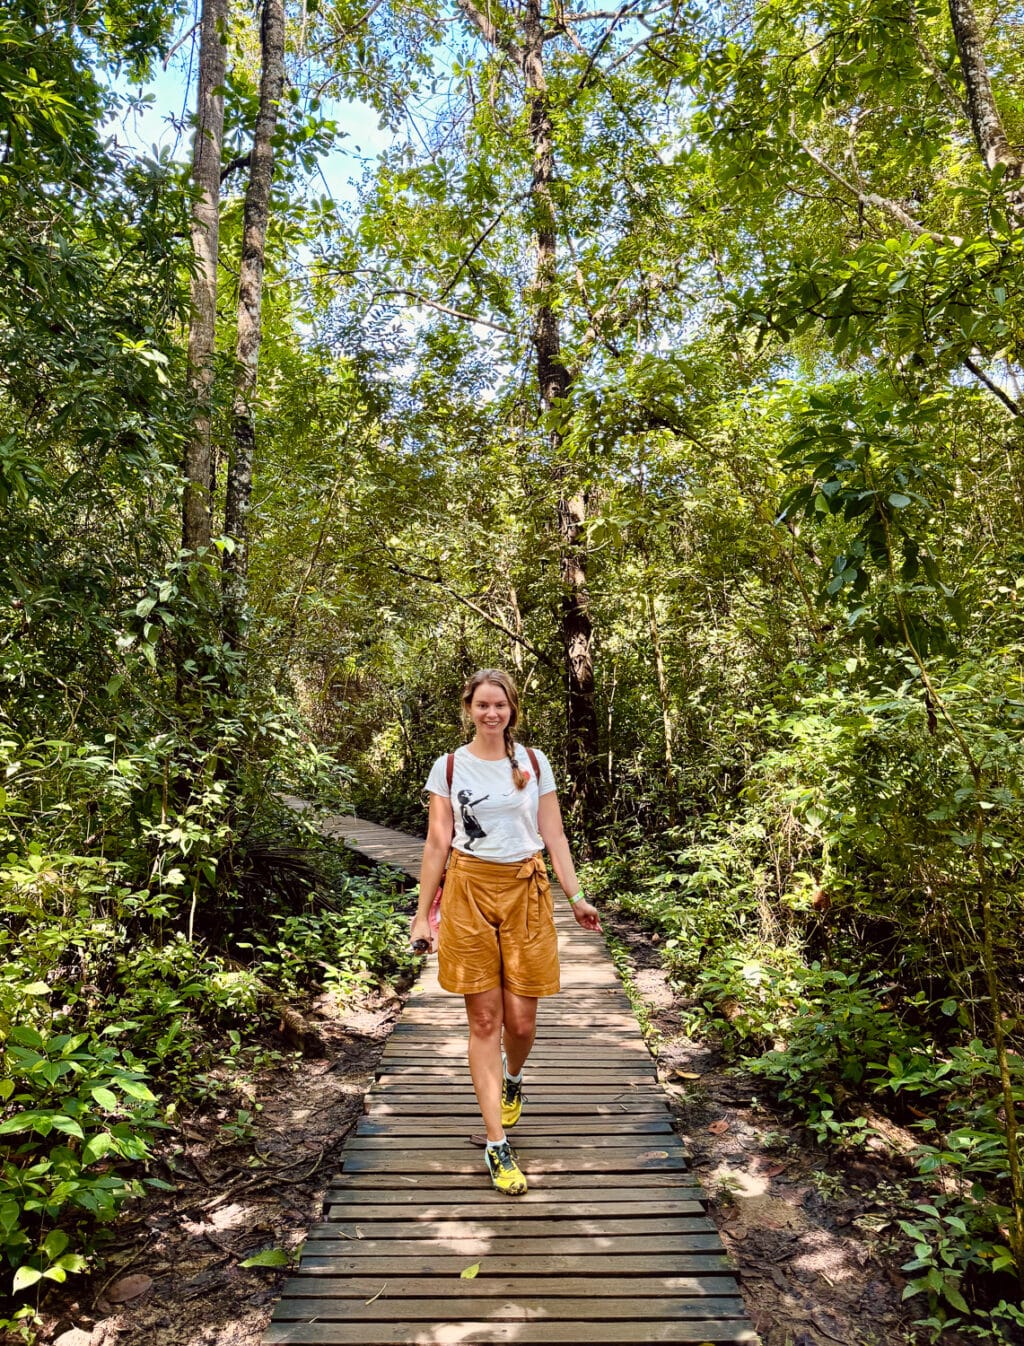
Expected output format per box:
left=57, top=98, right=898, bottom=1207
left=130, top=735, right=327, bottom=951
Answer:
left=571, top=899, right=602, bottom=933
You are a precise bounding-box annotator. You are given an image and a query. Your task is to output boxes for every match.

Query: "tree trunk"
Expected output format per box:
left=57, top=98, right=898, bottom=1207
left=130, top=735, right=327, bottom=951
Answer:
left=222, top=0, right=286, bottom=645
left=948, top=0, right=1022, bottom=177
left=646, top=588, right=675, bottom=817
left=183, top=0, right=228, bottom=556
left=522, top=0, right=601, bottom=819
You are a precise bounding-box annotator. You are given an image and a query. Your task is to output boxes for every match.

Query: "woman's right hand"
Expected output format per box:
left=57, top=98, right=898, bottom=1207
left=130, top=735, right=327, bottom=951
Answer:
left=409, top=914, right=435, bottom=955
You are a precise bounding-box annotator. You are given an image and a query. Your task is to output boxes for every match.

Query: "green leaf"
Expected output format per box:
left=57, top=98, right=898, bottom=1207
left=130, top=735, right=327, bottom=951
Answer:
left=240, top=1248, right=292, bottom=1268
left=13, top=1265, right=43, bottom=1294
left=888, top=493, right=911, bottom=509
left=42, top=1230, right=68, bottom=1259
left=82, top=1133, right=115, bottom=1164
left=460, top=1262, right=481, bottom=1279
left=91, top=1087, right=118, bottom=1111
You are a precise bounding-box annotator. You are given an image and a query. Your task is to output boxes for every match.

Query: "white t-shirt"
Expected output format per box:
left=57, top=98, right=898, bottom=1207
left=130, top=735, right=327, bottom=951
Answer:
left=425, top=743, right=557, bottom=863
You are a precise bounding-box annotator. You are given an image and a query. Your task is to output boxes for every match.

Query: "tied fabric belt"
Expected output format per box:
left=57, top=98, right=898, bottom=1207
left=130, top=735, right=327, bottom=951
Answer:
left=449, top=850, right=549, bottom=938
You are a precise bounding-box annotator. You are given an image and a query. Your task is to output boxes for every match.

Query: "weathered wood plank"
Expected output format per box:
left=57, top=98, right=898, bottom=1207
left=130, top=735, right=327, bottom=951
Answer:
left=274, top=1275, right=741, bottom=1300
left=315, top=1217, right=715, bottom=1239
left=340, top=1152, right=688, bottom=1174
left=344, top=1135, right=686, bottom=1153
left=353, top=1118, right=674, bottom=1137
left=291, top=1253, right=734, bottom=1275
left=265, top=1320, right=758, bottom=1343
left=272, top=1296, right=747, bottom=1322
left=325, top=1201, right=707, bottom=1221
left=326, top=1173, right=693, bottom=1192
left=302, top=1235, right=726, bottom=1257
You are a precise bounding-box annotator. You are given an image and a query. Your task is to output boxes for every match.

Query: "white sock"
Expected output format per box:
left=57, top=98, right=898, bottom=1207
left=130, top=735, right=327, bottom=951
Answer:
left=486, top=1134, right=508, bottom=1150
left=504, top=1066, right=523, bottom=1083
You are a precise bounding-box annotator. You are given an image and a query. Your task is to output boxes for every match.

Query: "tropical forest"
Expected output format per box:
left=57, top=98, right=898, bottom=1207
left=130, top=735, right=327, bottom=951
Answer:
left=1, top=0, right=1023, bottom=1341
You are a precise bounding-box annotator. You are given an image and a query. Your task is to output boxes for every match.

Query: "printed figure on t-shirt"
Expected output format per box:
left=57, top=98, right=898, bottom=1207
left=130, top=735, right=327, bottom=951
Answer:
left=457, top=789, right=489, bottom=849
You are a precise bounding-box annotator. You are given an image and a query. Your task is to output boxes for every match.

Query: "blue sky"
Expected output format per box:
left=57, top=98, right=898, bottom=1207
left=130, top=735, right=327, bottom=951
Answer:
left=111, top=37, right=397, bottom=206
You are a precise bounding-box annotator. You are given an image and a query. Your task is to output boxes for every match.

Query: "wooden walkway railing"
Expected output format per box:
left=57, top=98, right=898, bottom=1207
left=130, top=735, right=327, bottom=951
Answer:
left=266, top=816, right=759, bottom=1345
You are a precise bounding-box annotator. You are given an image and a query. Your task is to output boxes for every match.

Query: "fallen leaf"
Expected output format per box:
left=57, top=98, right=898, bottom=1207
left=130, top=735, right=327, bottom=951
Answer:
left=107, top=1273, right=153, bottom=1302
left=763, top=1162, right=787, bottom=1178
left=240, top=1248, right=291, bottom=1268
left=707, top=1120, right=730, bottom=1135
left=669, top=1069, right=701, bottom=1081
left=639, top=1150, right=669, bottom=1160
left=460, top=1262, right=481, bottom=1279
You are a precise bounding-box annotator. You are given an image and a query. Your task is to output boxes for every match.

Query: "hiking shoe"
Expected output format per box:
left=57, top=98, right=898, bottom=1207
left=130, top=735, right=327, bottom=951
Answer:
left=500, top=1073, right=524, bottom=1128
left=485, top=1140, right=527, bottom=1195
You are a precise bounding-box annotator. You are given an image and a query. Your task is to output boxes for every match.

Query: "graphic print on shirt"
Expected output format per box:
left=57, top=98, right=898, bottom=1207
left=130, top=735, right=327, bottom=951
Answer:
left=457, top=789, right=490, bottom=850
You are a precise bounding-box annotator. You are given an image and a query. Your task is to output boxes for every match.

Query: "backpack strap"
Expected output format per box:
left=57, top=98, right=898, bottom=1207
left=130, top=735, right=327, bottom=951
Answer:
left=525, top=746, right=540, bottom=782
left=445, top=752, right=455, bottom=841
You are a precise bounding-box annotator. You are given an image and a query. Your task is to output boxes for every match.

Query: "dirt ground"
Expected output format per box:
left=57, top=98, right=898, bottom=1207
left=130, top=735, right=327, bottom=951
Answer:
left=24, top=904, right=977, bottom=1346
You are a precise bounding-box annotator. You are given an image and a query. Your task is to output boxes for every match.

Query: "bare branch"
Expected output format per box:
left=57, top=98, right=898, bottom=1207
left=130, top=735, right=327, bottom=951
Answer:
left=963, top=355, right=1022, bottom=416
left=383, top=289, right=514, bottom=333
left=438, top=202, right=515, bottom=301
left=220, top=150, right=252, bottom=182
left=796, top=131, right=958, bottom=242
left=907, top=0, right=970, bottom=121
left=163, top=20, right=200, bottom=68
left=384, top=555, right=557, bottom=667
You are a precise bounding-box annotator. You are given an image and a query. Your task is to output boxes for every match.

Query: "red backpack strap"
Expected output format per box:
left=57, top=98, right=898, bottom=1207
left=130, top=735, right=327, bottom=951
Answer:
left=445, top=751, right=455, bottom=791
left=525, top=746, right=540, bottom=781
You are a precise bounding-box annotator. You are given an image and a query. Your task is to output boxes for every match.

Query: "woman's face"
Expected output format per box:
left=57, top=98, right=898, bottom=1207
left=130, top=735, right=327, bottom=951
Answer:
left=468, top=681, right=512, bottom=736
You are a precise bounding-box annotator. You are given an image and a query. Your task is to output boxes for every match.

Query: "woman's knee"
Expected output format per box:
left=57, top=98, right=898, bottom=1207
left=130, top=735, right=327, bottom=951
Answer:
left=465, top=991, right=503, bottom=1039
left=503, top=999, right=538, bottom=1043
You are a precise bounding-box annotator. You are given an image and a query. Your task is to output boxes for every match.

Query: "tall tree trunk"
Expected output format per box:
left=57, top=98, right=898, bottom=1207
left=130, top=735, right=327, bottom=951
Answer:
left=522, top=0, right=601, bottom=818
left=645, top=588, right=675, bottom=817
left=947, top=0, right=1022, bottom=177
left=183, top=0, right=228, bottom=556
left=222, top=0, right=286, bottom=645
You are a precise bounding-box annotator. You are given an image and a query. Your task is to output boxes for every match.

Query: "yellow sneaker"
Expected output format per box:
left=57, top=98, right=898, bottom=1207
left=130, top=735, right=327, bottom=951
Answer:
left=485, top=1140, right=527, bottom=1195
left=500, top=1073, right=523, bottom=1129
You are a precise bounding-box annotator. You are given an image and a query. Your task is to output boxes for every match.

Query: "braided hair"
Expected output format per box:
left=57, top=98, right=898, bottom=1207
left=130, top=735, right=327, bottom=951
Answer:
left=461, top=668, right=529, bottom=791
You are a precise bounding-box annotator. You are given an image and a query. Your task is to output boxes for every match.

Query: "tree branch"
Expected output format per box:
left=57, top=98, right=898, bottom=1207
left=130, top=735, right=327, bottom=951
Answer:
left=383, top=289, right=513, bottom=334
left=438, top=203, right=514, bottom=301
left=384, top=555, right=557, bottom=667
left=220, top=151, right=252, bottom=183
left=454, top=0, right=523, bottom=62
left=796, top=131, right=958, bottom=242
left=963, top=355, right=1022, bottom=416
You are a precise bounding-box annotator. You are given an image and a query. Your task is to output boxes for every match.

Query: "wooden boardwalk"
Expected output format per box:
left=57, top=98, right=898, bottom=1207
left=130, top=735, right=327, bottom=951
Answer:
left=266, top=817, right=758, bottom=1345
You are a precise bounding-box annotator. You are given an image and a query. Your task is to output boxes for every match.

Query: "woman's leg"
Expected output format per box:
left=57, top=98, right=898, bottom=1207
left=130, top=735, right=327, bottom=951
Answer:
left=501, top=990, right=538, bottom=1076
left=464, top=988, right=504, bottom=1140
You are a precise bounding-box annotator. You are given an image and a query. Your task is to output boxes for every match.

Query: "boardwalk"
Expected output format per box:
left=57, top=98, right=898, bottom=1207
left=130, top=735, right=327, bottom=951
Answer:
left=266, top=817, right=758, bottom=1345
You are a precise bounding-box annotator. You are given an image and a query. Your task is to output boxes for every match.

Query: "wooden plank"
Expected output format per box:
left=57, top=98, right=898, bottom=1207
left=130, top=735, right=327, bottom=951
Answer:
left=354, top=1118, right=674, bottom=1136
left=302, top=1235, right=726, bottom=1257
left=322, top=1195, right=705, bottom=1216
left=322, top=1206, right=705, bottom=1227
left=292, top=1253, right=734, bottom=1275
left=340, top=1152, right=688, bottom=1174
left=265, top=1319, right=758, bottom=1343
left=344, top=1135, right=686, bottom=1152
left=314, top=1217, right=717, bottom=1240
left=326, top=1173, right=694, bottom=1192
left=363, top=1102, right=670, bottom=1117
left=275, top=1275, right=740, bottom=1300
left=272, top=1296, right=747, bottom=1322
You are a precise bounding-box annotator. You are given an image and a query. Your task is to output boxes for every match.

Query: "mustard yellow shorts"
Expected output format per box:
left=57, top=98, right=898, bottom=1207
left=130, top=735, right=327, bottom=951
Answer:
left=437, top=849, right=560, bottom=998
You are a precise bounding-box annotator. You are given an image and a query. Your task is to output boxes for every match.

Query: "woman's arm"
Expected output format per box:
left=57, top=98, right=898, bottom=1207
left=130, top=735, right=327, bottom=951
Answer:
left=410, top=792, right=454, bottom=950
left=537, top=792, right=601, bottom=933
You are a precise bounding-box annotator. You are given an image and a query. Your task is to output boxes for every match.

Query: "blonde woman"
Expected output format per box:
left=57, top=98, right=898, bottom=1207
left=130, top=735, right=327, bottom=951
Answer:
left=410, top=669, right=602, bottom=1195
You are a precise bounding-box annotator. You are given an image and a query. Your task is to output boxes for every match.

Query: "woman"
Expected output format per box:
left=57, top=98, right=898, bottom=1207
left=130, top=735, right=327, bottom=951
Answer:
left=409, top=668, right=602, bottom=1195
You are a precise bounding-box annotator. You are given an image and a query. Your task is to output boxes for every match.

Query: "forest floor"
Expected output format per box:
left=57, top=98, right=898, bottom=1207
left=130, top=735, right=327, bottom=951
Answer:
left=28, top=902, right=968, bottom=1346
